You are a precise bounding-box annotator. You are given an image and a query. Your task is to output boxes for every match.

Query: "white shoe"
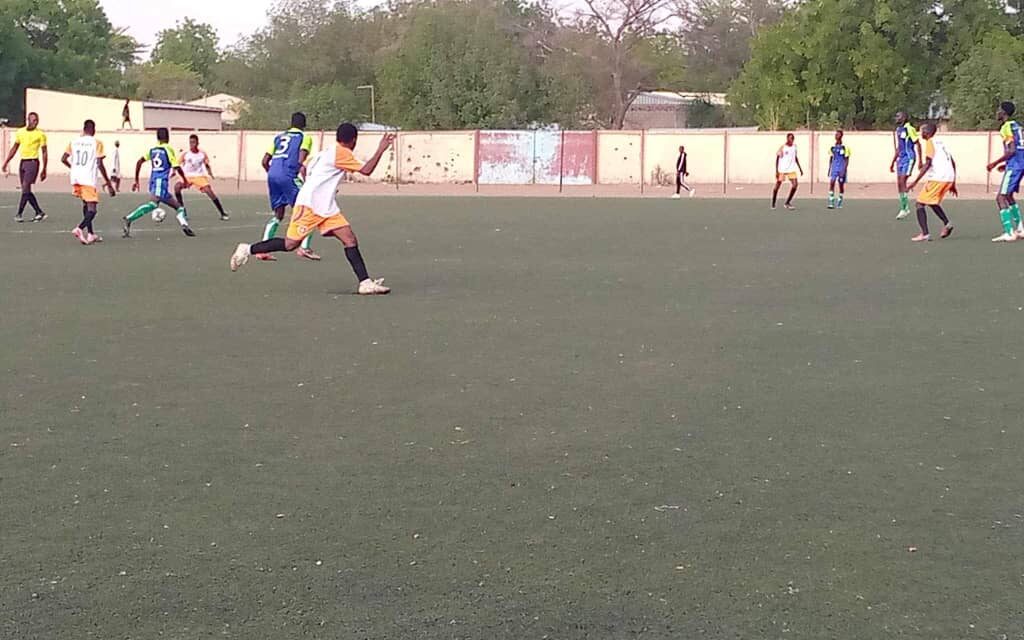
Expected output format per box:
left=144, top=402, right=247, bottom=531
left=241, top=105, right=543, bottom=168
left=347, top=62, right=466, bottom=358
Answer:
left=896, top=209, right=909, bottom=220
left=689, top=188, right=696, bottom=198
left=671, top=193, right=681, bottom=199
left=230, top=243, right=251, bottom=271
left=1017, top=223, right=1024, bottom=239
left=991, top=233, right=1018, bottom=243
left=358, top=278, right=391, bottom=295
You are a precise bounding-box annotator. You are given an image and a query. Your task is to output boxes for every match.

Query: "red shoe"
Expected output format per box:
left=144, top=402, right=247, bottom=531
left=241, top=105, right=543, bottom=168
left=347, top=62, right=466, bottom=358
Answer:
left=940, top=224, right=954, bottom=239
left=254, top=253, right=277, bottom=261
left=72, top=228, right=89, bottom=245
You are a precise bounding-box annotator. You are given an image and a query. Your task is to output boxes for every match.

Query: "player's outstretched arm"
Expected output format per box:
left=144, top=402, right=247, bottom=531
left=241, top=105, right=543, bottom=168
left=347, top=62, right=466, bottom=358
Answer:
left=796, top=155, right=804, bottom=176
left=987, top=141, right=1016, bottom=171
left=261, top=153, right=272, bottom=173
left=2, top=142, right=19, bottom=173
left=205, top=156, right=215, bottom=180
left=358, top=134, right=395, bottom=176
left=132, top=157, right=145, bottom=191
left=98, top=158, right=116, bottom=197
left=40, top=145, right=48, bottom=181
left=61, top=150, right=71, bottom=169
left=907, top=156, right=931, bottom=191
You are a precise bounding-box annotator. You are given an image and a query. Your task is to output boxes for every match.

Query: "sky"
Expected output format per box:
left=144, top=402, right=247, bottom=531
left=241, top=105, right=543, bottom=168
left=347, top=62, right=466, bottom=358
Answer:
left=100, top=0, right=277, bottom=49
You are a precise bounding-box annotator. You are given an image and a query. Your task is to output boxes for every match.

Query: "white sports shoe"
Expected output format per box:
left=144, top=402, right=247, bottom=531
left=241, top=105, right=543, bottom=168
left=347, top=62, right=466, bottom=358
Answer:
left=671, top=193, right=681, bottom=199
left=230, top=243, right=251, bottom=271
left=1017, top=223, right=1024, bottom=239
left=689, top=188, right=696, bottom=198
left=358, top=278, right=391, bottom=295
left=992, top=233, right=1018, bottom=243
left=896, top=209, right=909, bottom=220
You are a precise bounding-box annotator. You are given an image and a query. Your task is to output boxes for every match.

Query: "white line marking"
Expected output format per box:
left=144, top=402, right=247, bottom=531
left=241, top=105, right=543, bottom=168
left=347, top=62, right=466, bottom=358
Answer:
left=0, top=223, right=266, bottom=235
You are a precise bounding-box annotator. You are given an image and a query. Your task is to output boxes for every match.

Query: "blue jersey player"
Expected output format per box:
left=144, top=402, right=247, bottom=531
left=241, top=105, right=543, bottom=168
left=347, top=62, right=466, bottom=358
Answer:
left=123, top=127, right=194, bottom=237
left=890, top=111, right=921, bottom=220
left=259, top=112, right=318, bottom=261
left=827, top=130, right=850, bottom=209
left=986, top=101, right=1024, bottom=242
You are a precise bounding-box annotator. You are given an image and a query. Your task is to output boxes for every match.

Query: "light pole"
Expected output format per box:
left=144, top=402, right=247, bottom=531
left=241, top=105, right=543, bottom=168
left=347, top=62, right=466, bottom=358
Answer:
left=357, top=85, right=375, bottom=124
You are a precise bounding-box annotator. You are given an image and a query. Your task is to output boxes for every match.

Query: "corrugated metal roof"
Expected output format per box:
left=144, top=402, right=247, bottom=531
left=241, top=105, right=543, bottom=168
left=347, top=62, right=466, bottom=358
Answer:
left=142, top=100, right=222, bottom=113
left=632, top=91, right=728, bottom=106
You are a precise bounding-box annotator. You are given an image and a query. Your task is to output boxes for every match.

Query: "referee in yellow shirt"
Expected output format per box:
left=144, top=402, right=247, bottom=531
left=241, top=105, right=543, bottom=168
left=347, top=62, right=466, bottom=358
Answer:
left=2, top=112, right=48, bottom=222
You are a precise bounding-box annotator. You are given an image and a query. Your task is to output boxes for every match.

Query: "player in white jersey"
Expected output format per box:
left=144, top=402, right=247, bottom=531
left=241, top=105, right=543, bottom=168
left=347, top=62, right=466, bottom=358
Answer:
left=229, top=124, right=395, bottom=295
left=906, top=123, right=955, bottom=241
left=772, top=133, right=803, bottom=210
left=174, top=134, right=230, bottom=221
left=61, top=119, right=116, bottom=245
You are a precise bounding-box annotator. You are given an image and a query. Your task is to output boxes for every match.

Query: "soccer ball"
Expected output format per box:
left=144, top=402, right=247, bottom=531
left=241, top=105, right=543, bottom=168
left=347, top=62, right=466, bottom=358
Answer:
left=151, top=207, right=167, bottom=223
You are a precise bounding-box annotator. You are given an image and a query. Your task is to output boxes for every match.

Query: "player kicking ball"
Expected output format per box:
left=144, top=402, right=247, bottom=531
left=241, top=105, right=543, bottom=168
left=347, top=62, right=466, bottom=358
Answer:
left=174, top=134, right=230, bottom=221
left=230, top=124, right=394, bottom=295
left=906, top=123, right=955, bottom=242
left=123, top=127, right=195, bottom=238
left=62, top=120, right=116, bottom=245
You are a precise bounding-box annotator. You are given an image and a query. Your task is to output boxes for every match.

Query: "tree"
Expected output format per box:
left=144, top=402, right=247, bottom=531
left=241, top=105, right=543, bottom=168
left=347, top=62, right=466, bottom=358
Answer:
left=574, top=0, right=672, bottom=128
left=949, top=28, right=1024, bottom=129
left=151, top=19, right=220, bottom=84
left=128, top=61, right=202, bottom=102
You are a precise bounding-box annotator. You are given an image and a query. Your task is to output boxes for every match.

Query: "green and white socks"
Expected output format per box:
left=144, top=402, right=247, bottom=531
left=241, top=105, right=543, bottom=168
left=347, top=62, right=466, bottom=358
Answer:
left=263, top=215, right=312, bottom=250
left=126, top=201, right=157, bottom=222
left=1000, top=203, right=1022, bottom=235
left=898, top=192, right=909, bottom=213
left=828, top=192, right=844, bottom=208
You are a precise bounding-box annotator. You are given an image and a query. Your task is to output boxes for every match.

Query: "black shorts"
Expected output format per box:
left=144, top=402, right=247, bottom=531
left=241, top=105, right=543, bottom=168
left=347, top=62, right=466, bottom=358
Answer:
left=20, top=159, right=40, bottom=185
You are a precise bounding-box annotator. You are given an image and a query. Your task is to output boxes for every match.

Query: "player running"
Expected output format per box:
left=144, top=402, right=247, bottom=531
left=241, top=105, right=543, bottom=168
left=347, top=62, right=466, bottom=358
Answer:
left=827, top=130, right=850, bottom=209
left=891, top=111, right=921, bottom=220
left=62, top=120, right=116, bottom=245
left=772, top=133, right=802, bottom=210
left=906, top=123, right=955, bottom=242
left=123, top=128, right=195, bottom=238
left=261, top=112, right=319, bottom=261
left=2, top=112, right=48, bottom=222
left=986, top=101, right=1024, bottom=243
left=230, top=124, right=394, bottom=295
left=672, top=145, right=694, bottom=198
left=174, top=134, right=230, bottom=221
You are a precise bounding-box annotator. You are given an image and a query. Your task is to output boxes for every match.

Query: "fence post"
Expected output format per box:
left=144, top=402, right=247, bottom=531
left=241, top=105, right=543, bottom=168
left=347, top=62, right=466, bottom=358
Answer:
left=592, top=130, right=599, bottom=186
left=558, top=129, right=565, bottom=194
left=474, top=130, right=480, bottom=193
left=809, top=130, right=815, bottom=195
left=236, top=130, right=245, bottom=190
left=986, top=131, right=993, bottom=193
left=722, top=130, right=729, bottom=194
left=639, top=130, right=646, bottom=195
left=395, top=131, right=401, bottom=191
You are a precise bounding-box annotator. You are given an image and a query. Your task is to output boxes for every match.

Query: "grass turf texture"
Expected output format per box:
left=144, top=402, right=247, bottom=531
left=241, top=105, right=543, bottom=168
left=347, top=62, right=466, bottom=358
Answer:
left=2, top=194, right=1024, bottom=639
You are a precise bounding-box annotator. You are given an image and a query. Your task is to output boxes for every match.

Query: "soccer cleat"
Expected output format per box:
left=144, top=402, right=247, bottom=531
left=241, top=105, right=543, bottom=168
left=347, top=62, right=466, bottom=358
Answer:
left=87, top=233, right=103, bottom=244
left=181, top=225, right=196, bottom=237
left=784, top=203, right=795, bottom=211
left=671, top=193, right=681, bottom=199
left=940, top=225, right=954, bottom=239
left=219, top=213, right=231, bottom=221
left=358, top=278, right=391, bottom=295
left=121, top=216, right=132, bottom=238
left=992, top=232, right=1018, bottom=243
left=14, top=214, right=24, bottom=223
left=896, top=209, right=909, bottom=220
left=689, top=188, right=696, bottom=198
left=230, top=243, right=251, bottom=271
left=296, top=247, right=321, bottom=261
left=911, top=233, right=930, bottom=242
left=837, top=200, right=844, bottom=209
left=32, top=211, right=47, bottom=223
left=827, top=203, right=835, bottom=210
left=72, top=228, right=88, bottom=244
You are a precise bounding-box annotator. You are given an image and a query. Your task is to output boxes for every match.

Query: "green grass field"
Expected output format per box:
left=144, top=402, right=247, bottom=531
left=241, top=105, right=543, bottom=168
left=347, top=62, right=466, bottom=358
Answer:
left=2, top=193, right=1024, bottom=639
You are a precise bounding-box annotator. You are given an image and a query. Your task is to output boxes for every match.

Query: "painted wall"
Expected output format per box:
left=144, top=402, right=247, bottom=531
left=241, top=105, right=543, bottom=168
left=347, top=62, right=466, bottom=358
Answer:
left=397, top=132, right=474, bottom=184
left=598, top=131, right=643, bottom=184
left=644, top=131, right=725, bottom=186
left=26, top=88, right=143, bottom=133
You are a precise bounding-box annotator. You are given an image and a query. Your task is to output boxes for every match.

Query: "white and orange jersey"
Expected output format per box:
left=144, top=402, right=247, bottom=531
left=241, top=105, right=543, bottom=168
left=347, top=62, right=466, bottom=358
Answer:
left=923, top=138, right=955, bottom=182
left=777, top=144, right=798, bottom=173
left=181, top=149, right=209, bottom=178
left=66, top=136, right=105, bottom=187
left=294, top=143, right=364, bottom=216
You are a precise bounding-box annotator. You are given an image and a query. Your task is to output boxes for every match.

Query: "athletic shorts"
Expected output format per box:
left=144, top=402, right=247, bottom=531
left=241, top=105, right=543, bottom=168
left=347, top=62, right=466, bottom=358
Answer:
left=777, top=172, right=798, bottom=181
left=917, top=181, right=954, bottom=206
left=20, top=159, right=40, bottom=185
left=286, top=205, right=349, bottom=241
left=268, top=175, right=301, bottom=210
left=149, top=176, right=171, bottom=200
left=999, top=165, right=1024, bottom=195
left=896, top=156, right=915, bottom=177
left=181, top=176, right=211, bottom=190
left=72, top=184, right=99, bottom=203
left=829, top=170, right=847, bottom=185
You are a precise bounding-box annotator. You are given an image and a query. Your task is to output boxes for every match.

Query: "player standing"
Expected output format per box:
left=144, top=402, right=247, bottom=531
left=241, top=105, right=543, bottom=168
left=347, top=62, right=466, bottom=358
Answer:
left=262, top=112, right=319, bottom=261
left=62, top=120, right=116, bottom=245
left=2, top=112, right=48, bottom=222
left=986, top=101, right=1024, bottom=242
left=672, top=145, right=694, bottom=198
left=122, top=128, right=195, bottom=237
left=891, top=111, right=921, bottom=220
left=772, top=133, right=802, bottom=210
left=826, top=130, right=850, bottom=209
left=110, top=141, right=122, bottom=193
left=174, top=134, right=230, bottom=221
left=230, top=124, right=394, bottom=295
left=906, top=123, right=955, bottom=242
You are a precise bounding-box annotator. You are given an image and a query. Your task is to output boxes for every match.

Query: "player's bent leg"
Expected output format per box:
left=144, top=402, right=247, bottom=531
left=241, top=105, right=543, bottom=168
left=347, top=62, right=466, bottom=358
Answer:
left=327, top=226, right=390, bottom=295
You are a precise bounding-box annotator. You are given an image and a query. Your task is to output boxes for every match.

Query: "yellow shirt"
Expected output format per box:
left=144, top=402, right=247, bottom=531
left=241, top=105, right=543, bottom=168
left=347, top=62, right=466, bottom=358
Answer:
left=15, top=127, right=47, bottom=160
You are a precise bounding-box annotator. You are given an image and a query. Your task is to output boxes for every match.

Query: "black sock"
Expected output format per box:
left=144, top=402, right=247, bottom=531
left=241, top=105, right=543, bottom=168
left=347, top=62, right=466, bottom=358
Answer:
left=772, top=184, right=780, bottom=207
left=344, top=245, right=369, bottom=282
left=931, top=205, right=949, bottom=225
left=212, top=198, right=226, bottom=215
left=84, top=210, right=96, bottom=234
left=786, top=186, right=797, bottom=205
left=79, top=205, right=89, bottom=230
left=17, top=193, right=29, bottom=216
left=27, top=193, right=42, bottom=214
left=250, top=237, right=287, bottom=254
left=916, top=205, right=928, bottom=235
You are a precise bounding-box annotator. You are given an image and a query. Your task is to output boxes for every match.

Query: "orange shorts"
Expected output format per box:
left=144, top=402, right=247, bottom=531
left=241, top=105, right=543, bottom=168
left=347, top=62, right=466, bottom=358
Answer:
left=181, top=176, right=211, bottom=189
left=286, top=205, right=350, bottom=241
left=917, top=181, right=954, bottom=206
left=72, top=184, right=99, bottom=203
left=778, top=172, right=798, bottom=181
